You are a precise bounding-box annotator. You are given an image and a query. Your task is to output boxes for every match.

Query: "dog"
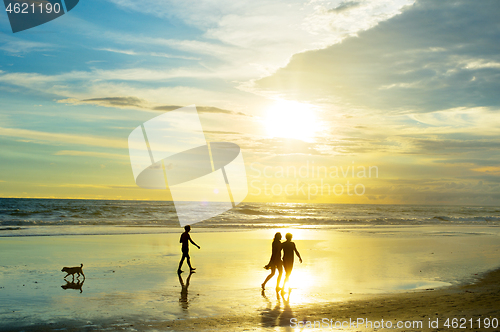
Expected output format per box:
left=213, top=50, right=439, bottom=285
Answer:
left=61, top=263, right=85, bottom=279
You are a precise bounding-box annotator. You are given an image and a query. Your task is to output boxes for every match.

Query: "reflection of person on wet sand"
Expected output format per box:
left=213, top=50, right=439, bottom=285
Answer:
left=178, top=225, right=200, bottom=274
left=281, top=233, right=302, bottom=292
left=278, top=288, right=293, bottom=327
left=260, top=289, right=281, bottom=327
left=261, top=232, right=283, bottom=290
left=178, top=271, right=194, bottom=310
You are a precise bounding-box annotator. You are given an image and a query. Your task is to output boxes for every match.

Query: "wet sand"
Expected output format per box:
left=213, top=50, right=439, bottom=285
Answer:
left=1, top=226, right=499, bottom=331
left=98, top=267, right=500, bottom=332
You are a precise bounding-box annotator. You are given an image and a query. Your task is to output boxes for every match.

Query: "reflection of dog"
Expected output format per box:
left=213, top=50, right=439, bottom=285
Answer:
left=61, top=279, right=85, bottom=293
left=61, top=263, right=85, bottom=279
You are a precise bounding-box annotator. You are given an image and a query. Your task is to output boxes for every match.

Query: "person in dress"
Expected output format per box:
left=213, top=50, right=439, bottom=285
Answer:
left=261, top=232, right=283, bottom=290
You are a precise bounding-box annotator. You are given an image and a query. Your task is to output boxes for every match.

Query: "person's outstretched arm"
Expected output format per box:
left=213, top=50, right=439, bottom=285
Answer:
left=189, top=235, right=200, bottom=249
left=294, top=243, right=302, bottom=263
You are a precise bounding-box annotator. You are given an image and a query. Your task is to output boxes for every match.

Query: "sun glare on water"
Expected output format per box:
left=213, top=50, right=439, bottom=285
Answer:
left=265, top=100, right=319, bottom=142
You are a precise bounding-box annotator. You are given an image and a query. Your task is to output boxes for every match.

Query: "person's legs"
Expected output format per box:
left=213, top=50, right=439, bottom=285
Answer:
left=282, top=263, right=293, bottom=290
left=183, top=251, right=195, bottom=271
left=178, top=254, right=186, bottom=272
left=276, top=263, right=283, bottom=290
left=262, top=265, right=276, bottom=289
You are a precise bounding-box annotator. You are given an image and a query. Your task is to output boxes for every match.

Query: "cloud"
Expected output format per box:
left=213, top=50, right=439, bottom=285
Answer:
left=54, top=150, right=129, bottom=159
left=329, top=1, right=362, bottom=13
left=0, top=0, right=414, bottom=114
left=240, top=137, right=325, bottom=156
left=58, top=97, right=252, bottom=116
left=204, top=130, right=241, bottom=135
left=433, top=159, right=500, bottom=167
left=0, top=34, right=53, bottom=55
left=154, top=105, right=250, bottom=116
left=471, top=166, right=500, bottom=176
left=253, top=0, right=500, bottom=113
left=95, top=47, right=200, bottom=60
left=97, top=48, right=137, bottom=56
left=0, top=127, right=127, bottom=149
left=39, top=183, right=139, bottom=189
left=409, top=137, right=500, bottom=154
left=0, top=69, right=259, bottom=112
left=61, top=97, right=149, bottom=109
left=107, top=0, right=414, bottom=77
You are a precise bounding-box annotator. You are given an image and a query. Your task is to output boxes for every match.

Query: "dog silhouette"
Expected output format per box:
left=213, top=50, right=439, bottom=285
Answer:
left=61, top=263, right=85, bottom=279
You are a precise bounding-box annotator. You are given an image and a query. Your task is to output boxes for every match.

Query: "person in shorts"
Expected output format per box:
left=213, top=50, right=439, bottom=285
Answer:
left=281, top=233, right=302, bottom=292
left=178, top=225, right=200, bottom=274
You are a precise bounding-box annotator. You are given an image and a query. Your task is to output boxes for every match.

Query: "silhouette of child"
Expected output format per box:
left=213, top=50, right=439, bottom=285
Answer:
left=178, top=225, right=200, bottom=274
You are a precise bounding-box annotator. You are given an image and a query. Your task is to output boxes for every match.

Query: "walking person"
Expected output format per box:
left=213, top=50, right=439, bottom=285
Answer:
left=261, top=232, right=283, bottom=291
left=281, top=233, right=302, bottom=292
left=178, top=225, right=200, bottom=274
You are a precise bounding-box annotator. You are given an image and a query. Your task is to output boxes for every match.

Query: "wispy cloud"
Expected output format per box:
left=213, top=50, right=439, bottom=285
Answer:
left=0, top=34, right=53, bottom=55
left=54, top=150, right=129, bottom=159
left=60, top=97, right=148, bottom=109
left=0, top=127, right=127, bottom=149
left=38, top=183, right=139, bottom=189
left=96, top=47, right=200, bottom=60
left=329, top=1, right=362, bottom=13
left=58, top=97, right=252, bottom=116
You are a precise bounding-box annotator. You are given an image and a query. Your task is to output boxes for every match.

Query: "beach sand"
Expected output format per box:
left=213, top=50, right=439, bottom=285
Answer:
left=88, top=267, right=499, bottom=332
left=1, top=226, right=499, bottom=331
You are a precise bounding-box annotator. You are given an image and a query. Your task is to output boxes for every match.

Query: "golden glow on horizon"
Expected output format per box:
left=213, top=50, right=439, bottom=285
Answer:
left=265, top=100, right=319, bottom=142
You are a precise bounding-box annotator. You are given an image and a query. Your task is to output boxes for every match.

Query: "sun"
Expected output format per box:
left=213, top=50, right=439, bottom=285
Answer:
left=265, top=100, right=319, bottom=142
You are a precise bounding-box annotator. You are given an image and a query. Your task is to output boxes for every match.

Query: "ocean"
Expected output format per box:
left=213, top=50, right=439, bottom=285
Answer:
left=1, top=198, right=500, bottom=236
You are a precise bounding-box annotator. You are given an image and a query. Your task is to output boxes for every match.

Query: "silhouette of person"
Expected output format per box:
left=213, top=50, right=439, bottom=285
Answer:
left=281, top=233, right=302, bottom=292
left=178, top=225, right=200, bottom=274
left=261, top=232, right=283, bottom=290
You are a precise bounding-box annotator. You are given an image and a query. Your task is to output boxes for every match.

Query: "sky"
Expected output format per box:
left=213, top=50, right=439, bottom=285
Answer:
left=0, top=0, right=499, bottom=205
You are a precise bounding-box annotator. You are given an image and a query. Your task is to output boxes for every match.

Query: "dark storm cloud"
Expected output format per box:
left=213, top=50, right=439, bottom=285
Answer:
left=256, top=0, right=500, bottom=113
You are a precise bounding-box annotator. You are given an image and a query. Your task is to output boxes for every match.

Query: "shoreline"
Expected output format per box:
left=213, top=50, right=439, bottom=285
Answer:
left=1, top=224, right=499, bottom=237
left=5, top=268, right=500, bottom=331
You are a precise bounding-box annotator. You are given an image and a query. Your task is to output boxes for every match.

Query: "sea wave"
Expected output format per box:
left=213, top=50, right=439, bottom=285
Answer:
left=1, top=198, right=499, bottom=231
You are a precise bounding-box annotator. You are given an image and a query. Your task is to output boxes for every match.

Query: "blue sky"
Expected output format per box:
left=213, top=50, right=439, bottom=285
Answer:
left=0, top=0, right=499, bottom=205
